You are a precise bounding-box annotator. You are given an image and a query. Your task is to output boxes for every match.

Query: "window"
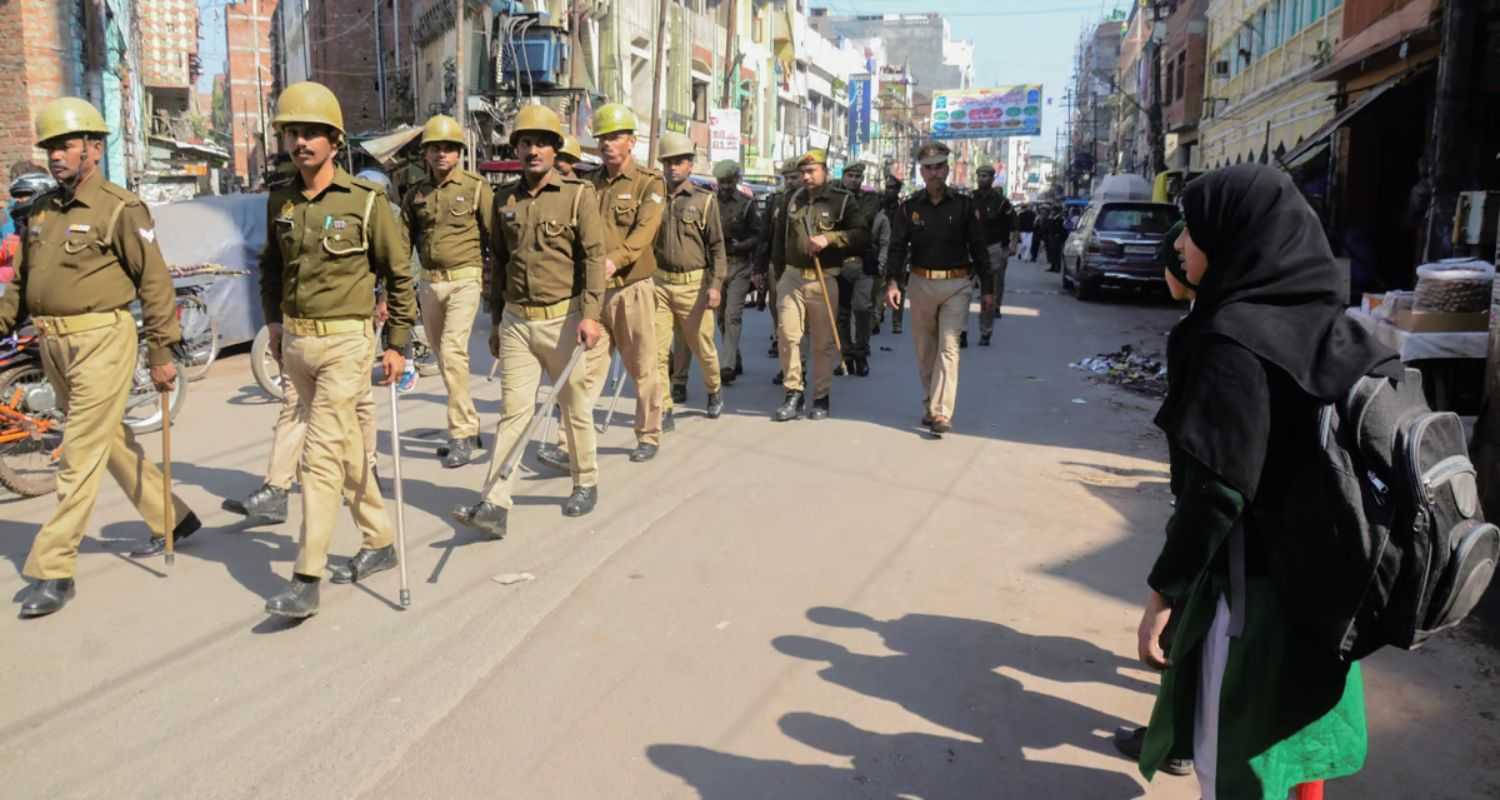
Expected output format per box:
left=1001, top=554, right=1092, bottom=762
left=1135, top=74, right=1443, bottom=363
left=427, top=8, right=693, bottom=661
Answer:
left=692, top=79, right=708, bottom=123
left=1164, top=60, right=1173, bottom=105
left=1285, top=0, right=1301, bottom=37
left=1097, top=204, right=1180, bottom=234
left=1268, top=0, right=1282, bottom=49
left=1254, top=9, right=1268, bottom=58
left=1308, top=0, right=1323, bottom=26
left=1176, top=53, right=1186, bottom=100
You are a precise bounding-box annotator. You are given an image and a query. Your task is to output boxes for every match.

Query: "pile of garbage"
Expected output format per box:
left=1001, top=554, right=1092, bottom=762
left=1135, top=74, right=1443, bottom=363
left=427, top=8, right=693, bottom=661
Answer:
left=1070, top=344, right=1168, bottom=396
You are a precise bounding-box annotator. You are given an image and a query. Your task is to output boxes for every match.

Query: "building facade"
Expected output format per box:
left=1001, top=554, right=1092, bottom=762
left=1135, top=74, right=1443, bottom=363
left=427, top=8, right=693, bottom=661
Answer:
left=225, top=0, right=277, bottom=186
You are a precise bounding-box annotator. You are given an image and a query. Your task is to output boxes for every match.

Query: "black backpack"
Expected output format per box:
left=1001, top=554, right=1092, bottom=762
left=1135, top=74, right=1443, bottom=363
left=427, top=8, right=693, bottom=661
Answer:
left=1286, top=367, right=1499, bottom=661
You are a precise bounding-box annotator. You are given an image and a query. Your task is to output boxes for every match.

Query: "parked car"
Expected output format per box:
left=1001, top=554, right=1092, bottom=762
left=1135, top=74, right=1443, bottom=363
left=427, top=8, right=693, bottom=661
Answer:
left=1060, top=200, right=1181, bottom=301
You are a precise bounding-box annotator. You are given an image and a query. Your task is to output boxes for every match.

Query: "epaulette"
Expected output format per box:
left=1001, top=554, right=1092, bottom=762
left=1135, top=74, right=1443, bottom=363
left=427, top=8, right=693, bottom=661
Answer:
left=558, top=173, right=588, bottom=185
left=99, top=181, right=142, bottom=207
left=826, top=184, right=853, bottom=196
left=350, top=176, right=388, bottom=197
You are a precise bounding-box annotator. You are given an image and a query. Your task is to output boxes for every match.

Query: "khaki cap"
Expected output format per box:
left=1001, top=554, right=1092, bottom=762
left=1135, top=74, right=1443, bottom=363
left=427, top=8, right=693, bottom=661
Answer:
left=797, top=149, right=828, bottom=168
left=916, top=141, right=951, bottom=166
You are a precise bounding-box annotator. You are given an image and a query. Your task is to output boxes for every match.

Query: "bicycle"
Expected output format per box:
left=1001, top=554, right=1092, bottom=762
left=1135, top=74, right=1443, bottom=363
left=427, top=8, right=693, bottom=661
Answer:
left=0, top=330, right=61, bottom=497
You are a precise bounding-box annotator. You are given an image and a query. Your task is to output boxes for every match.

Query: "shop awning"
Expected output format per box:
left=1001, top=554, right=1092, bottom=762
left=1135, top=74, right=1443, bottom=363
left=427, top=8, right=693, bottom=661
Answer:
left=1310, top=0, right=1441, bottom=83
left=1277, top=74, right=1406, bottom=170
left=357, top=125, right=423, bottom=167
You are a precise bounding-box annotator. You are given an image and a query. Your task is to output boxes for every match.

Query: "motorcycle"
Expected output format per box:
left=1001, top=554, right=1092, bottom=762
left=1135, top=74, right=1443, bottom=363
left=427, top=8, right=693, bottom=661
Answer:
left=0, top=327, right=61, bottom=497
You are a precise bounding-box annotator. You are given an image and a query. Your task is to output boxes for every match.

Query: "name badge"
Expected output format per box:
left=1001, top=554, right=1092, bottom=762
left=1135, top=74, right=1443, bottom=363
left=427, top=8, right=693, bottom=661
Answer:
left=332, top=220, right=348, bottom=230
left=68, top=223, right=91, bottom=233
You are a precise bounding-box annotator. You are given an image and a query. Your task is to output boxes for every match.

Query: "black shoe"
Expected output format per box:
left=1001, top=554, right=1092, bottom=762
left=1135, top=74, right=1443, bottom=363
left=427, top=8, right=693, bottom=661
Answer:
left=629, top=443, right=658, bottom=463
left=959, top=331, right=969, bottom=349
left=1113, top=726, right=1192, bottom=776
left=772, top=391, right=804, bottom=422
left=19, top=578, right=75, bottom=618
left=734, top=357, right=744, bottom=377
left=720, top=368, right=737, bottom=386
left=223, top=484, right=288, bottom=524
left=671, top=384, right=688, bottom=404
left=563, top=485, right=598, bottom=517
left=930, top=416, right=952, bottom=434
left=768, top=342, right=778, bottom=358
left=327, top=545, right=398, bottom=584
left=662, top=409, right=676, bottom=433
left=536, top=442, right=571, bottom=472
left=452, top=502, right=508, bottom=540
left=872, top=322, right=881, bottom=335
left=853, top=356, right=869, bottom=377
left=834, top=360, right=849, bottom=377
left=808, top=396, right=831, bottom=420
left=265, top=576, right=319, bottom=619
left=892, top=322, right=902, bottom=334
left=979, top=334, right=992, bottom=347
left=921, top=413, right=934, bottom=427
left=706, top=392, right=724, bottom=419
left=772, top=370, right=784, bottom=385
left=442, top=435, right=483, bottom=469
left=129, top=512, right=203, bottom=558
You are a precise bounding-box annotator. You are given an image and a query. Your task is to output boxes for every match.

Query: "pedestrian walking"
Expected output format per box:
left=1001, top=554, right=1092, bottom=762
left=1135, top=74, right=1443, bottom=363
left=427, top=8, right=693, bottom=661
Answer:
left=1043, top=207, right=1066, bottom=272
left=767, top=149, right=869, bottom=421
left=1017, top=203, right=1037, bottom=262
left=756, top=160, right=802, bottom=379
left=0, top=98, right=200, bottom=618
left=403, top=114, right=493, bottom=468
left=652, top=132, right=727, bottom=423
left=884, top=142, right=994, bottom=435
left=1136, top=165, right=1391, bottom=798
left=711, top=159, right=759, bottom=385
left=874, top=175, right=905, bottom=335
left=256, top=82, right=416, bottom=619
left=451, top=105, right=607, bottom=536
left=972, top=165, right=1014, bottom=347
left=833, top=162, right=882, bottom=377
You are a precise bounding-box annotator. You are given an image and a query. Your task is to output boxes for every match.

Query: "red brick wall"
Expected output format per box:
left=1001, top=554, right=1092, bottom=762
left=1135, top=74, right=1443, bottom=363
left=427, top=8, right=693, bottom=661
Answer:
left=0, top=0, right=77, bottom=200
left=225, top=0, right=277, bottom=180
left=308, top=0, right=413, bottom=135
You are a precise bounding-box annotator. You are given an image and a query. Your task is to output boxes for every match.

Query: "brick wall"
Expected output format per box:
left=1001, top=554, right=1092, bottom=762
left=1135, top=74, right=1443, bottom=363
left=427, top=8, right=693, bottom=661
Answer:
left=308, top=0, right=413, bottom=135
left=225, top=0, right=277, bottom=180
left=0, top=0, right=78, bottom=200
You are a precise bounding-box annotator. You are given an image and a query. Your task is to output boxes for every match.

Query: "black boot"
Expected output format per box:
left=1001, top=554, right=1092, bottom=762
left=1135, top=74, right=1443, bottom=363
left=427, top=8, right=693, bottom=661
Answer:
left=960, top=331, right=969, bottom=349
left=734, top=354, right=744, bottom=376
left=671, top=384, right=688, bottom=404
left=979, top=333, right=992, bottom=347
left=629, top=442, right=659, bottom=463
left=452, top=502, right=508, bottom=540
left=536, top=442, right=571, bottom=472
left=327, top=545, right=398, bottom=584
left=1114, top=726, right=1192, bottom=776
left=129, top=511, right=203, bottom=558
left=442, top=435, right=484, bottom=469
left=809, top=395, right=831, bottom=420
left=768, top=340, right=778, bottom=358
left=853, top=356, right=869, bottom=377
left=720, top=368, right=736, bottom=386
left=772, top=391, right=804, bottom=422
left=223, top=484, right=289, bottom=524
left=19, top=578, right=75, bottom=618
left=563, top=485, right=598, bottom=517
left=265, top=575, right=320, bottom=619
left=706, top=391, right=724, bottom=419
left=661, top=408, right=676, bottom=433
left=772, top=370, right=784, bottom=385
left=834, top=358, right=849, bottom=377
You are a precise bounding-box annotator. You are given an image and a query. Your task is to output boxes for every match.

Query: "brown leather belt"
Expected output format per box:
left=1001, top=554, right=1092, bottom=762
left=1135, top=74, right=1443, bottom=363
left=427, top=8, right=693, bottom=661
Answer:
left=912, top=267, right=971, bottom=280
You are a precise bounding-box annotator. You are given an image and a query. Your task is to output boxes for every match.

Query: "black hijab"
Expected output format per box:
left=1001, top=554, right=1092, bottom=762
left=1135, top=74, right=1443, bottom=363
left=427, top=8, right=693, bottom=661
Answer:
left=1154, top=165, right=1398, bottom=498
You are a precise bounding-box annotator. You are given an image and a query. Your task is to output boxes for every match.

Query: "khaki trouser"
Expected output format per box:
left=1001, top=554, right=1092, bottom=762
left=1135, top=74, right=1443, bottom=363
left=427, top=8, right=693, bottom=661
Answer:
left=654, top=277, right=721, bottom=412
left=419, top=277, right=483, bottom=439
left=479, top=310, right=600, bottom=507
left=265, top=327, right=378, bottom=490
left=717, top=257, right=753, bottom=373
left=282, top=325, right=393, bottom=578
left=585, top=278, right=661, bottom=446
left=23, top=312, right=191, bottom=579
left=775, top=268, right=839, bottom=399
left=908, top=274, right=971, bottom=420
left=978, top=242, right=1009, bottom=338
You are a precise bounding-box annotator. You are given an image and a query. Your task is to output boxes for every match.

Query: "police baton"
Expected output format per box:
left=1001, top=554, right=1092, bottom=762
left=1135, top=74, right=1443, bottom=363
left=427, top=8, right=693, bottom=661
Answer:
left=803, top=217, right=843, bottom=356
left=599, top=352, right=626, bottom=434
left=387, top=378, right=412, bottom=608
left=488, top=345, right=586, bottom=490
left=160, top=389, right=175, bottom=570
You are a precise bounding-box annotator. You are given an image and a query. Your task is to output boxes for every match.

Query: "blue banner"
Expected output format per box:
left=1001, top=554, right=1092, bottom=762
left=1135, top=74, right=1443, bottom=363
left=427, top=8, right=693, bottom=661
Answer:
left=848, top=77, right=872, bottom=156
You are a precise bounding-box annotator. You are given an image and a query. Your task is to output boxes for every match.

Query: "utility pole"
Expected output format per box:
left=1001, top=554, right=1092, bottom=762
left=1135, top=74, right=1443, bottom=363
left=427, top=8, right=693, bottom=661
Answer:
left=1147, top=38, right=1165, bottom=177
left=1422, top=0, right=1478, bottom=262
left=647, top=0, right=671, bottom=163
left=376, top=0, right=388, bottom=128
left=720, top=0, right=738, bottom=109
left=456, top=0, right=467, bottom=167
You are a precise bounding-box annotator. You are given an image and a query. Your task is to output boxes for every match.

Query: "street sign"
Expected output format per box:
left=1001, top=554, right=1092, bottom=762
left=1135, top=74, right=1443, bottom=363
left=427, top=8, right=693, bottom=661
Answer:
left=709, top=109, right=741, bottom=163
left=847, top=76, right=872, bottom=156
left=931, top=84, right=1043, bottom=140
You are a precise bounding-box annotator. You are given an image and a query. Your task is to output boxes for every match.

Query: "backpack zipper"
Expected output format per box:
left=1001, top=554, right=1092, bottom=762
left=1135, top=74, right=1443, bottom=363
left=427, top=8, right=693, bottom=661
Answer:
left=1422, top=454, right=1475, bottom=504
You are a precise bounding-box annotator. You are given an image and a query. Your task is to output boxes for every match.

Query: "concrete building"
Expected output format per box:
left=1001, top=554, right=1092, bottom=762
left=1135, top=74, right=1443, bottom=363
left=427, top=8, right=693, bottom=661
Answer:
left=1069, top=12, right=1124, bottom=193
left=225, top=0, right=277, bottom=187
left=1112, top=4, right=1150, bottom=176
left=1162, top=0, right=1210, bottom=170
left=1198, top=0, right=1345, bottom=169
left=139, top=0, right=200, bottom=103
left=806, top=11, right=974, bottom=97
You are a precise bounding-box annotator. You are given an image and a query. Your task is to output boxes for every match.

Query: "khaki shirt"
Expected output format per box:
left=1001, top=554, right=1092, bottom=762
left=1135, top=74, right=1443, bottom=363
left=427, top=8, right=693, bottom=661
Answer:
left=402, top=167, right=494, bottom=275
left=0, top=170, right=181, bottom=365
left=490, top=168, right=606, bottom=322
left=655, top=181, right=728, bottom=285
left=771, top=184, right=870, bottom=271
left=591, top=161, right=666, bottom=287
left=259, top=167, right=418, bottom=349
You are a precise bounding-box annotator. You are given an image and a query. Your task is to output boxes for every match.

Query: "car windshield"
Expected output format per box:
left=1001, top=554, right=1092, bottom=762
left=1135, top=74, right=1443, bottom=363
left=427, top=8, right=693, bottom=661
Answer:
left=1096, top=204, right=1179, bottom=234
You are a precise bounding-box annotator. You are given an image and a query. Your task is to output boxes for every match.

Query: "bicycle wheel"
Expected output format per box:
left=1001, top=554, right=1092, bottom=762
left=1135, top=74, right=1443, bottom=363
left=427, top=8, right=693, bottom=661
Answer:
left=177, top=294, right=220, bottom=382
left=0, top=363, right=63, bottom=497
left=251, top=325, right=286, bottom=400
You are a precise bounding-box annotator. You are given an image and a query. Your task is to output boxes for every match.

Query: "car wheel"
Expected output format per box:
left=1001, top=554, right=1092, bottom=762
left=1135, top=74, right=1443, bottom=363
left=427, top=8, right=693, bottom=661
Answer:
left=1075, top=275, right=1100, bottom=302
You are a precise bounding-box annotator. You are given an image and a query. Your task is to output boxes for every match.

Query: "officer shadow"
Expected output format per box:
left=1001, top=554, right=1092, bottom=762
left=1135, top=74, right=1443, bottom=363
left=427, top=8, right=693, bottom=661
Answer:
left=0, top=517, right=128, bottom=584
left=648, top=606, right=1150, bottom=798
left=94, top=517, right=299, bottom=602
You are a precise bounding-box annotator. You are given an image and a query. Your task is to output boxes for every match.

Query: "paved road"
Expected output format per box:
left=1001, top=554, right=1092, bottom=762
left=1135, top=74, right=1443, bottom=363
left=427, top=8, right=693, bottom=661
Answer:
left=1, top=263, right=1496, bottom=799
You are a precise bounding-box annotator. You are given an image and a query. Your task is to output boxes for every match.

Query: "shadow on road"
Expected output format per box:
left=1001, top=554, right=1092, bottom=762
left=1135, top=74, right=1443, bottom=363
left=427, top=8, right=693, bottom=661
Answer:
left=648, top=606, right=1149, bottom=798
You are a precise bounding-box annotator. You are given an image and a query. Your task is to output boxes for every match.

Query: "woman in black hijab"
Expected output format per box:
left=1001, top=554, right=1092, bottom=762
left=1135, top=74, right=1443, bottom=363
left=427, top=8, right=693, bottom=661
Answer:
left=1135, top=165, right=1398, bottom=799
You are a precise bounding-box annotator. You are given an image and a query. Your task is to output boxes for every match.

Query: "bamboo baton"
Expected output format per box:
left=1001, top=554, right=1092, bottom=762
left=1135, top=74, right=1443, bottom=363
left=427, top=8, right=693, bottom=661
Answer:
left=803, top=215, right=843, bottom=357
left=485, top=345, right=587, bottom=493
left=161, top=390, right=174, bottom=569
left=388, top=379, right=411, bottom=608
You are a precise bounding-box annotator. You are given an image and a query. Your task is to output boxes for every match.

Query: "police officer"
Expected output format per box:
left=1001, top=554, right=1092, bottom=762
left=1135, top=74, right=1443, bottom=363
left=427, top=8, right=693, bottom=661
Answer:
left=710, top=159, right=759, bottom=385
left=404, top=114, right=493, bottom=467
left=885, top=142, right=994, bottom=436
left=833, top=162, right=882, bottom=376
left=451, top=105, right=606, bottom=536
left=756, top=159, right=802, bottom=377
left=872, top=174, right=904, bottom=335
left=768, top=149, right=869, bottom=421
left=653, top=132, right=727, bottom=424
left=258, top=82, right=416, bottom=619
left=0, top=98, right=199, bottom=617
left=557, top=135, right=583, bottom=177
left=972, top=164, right=1014, bottom=347
left=585, top=104, right=666, bottom=452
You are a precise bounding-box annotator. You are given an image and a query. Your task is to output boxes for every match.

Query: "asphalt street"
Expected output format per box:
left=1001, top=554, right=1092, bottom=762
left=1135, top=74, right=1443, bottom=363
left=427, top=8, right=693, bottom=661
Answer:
left=1, top=263, right=1496, bottom=799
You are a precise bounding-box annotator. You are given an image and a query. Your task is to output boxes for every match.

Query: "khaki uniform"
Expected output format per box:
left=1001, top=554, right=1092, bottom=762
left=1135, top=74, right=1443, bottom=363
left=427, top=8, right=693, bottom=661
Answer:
left=260, top=167, right=416, bottom=578
left=888, top=187, right=994, bottom=421
left=0, top=171, right=190, bottom=579
left=264, top=324, right=379, bottom=490
left=404, top=167, right=493, bottom=440
left=480, top=168, right=606, bottom=506
left=768, top=184, right=869, bottom=399
left=586, top=162, right=665, bottom=445
left=654, top=180, right=727, bottom=412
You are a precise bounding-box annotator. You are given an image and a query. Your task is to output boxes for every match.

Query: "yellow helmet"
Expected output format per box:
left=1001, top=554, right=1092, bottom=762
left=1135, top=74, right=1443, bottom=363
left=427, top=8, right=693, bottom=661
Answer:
left=591, top=103, right=638, bottom=138
left=509, top=105, right=564, bottom=147
left=797, top=149, right=828, bottom=168
left=558, top=135, right=583, bottom=162
left=657, top=132, right=695, bottom=162
left=272, top=82, right=345, bottom=134
left=421, top=114, right=465, bottom=148
left=34, top=97, right=110, bottom=146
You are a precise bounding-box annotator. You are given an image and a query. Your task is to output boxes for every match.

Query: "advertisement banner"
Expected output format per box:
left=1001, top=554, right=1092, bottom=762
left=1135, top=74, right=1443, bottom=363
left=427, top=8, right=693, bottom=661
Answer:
left=847, top=77, right=872, bottom=156
left=930, top=84, right=1043, bottom=140
left=709, top=109, right=741, bottom=163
